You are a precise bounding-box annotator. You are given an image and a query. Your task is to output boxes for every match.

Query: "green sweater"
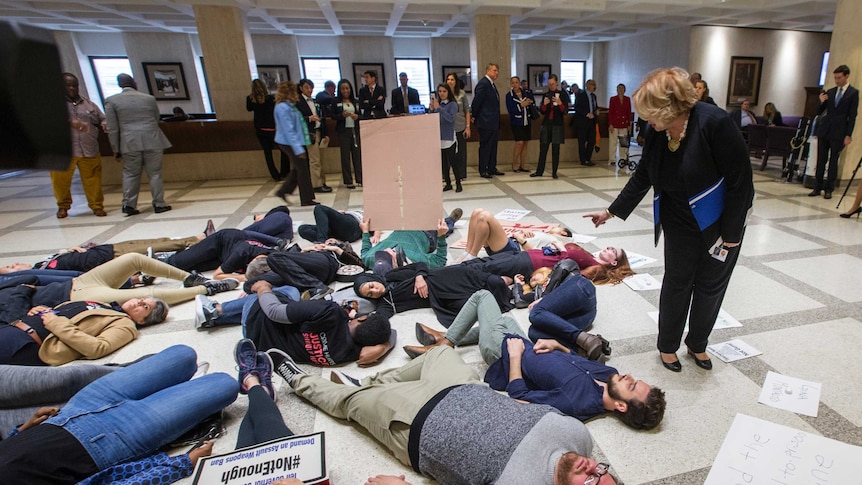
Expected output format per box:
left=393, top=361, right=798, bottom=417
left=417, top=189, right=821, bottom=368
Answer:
left=360, top=230, right=447, bottom=268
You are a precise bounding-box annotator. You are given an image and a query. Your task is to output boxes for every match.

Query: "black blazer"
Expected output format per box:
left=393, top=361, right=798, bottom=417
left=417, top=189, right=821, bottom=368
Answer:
left=358, top=84, right=387, bottom=119
left=295, top=96, right=328, bottom=138
left=608, top=102, right=754, bottom=247
left=246, top=95, right=276, bottom=130
left=332, top=99, right=360, bottom=134
left=470, top=76, right=501, bottom=130
left=389, top=86, right=420, bottom=115
left=572, top=90, right=597, bottom=128
left=816, top=84, right=859, bottom=140
left=539, top=90, right=571, bottom=127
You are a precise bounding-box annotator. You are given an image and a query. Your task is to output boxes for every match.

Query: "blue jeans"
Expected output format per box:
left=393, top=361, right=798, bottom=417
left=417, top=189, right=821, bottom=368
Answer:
left=528, top=274, right=597, bottom=349
left=218, top=286, right=300, bottom=335
left=44, top=345, right=238, bottom=470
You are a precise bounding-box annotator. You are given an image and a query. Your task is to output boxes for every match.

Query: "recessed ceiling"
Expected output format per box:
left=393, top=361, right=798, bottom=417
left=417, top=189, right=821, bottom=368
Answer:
left=1, top=0, right=836, bottom=41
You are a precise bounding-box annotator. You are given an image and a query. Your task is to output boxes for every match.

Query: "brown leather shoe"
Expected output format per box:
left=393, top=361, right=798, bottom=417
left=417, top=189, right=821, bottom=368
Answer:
left=415, top=322, right=447, bottom=345
left=56, top=208, right=68, bottom=219
left=575, top=332, right=608, bottom=360
left=93, top=209, right=107, bottom=217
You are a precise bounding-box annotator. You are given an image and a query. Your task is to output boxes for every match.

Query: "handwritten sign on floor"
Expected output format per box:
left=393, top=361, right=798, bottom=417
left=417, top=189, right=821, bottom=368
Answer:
left=758, top=371, right=822, bottom=417
left=705, top=414, right=862, bottom=485
left=706, top=339, right=761, bottom=362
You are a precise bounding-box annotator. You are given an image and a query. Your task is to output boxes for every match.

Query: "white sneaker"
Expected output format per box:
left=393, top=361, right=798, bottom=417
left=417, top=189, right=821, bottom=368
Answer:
left=194, top=295, right=218, bottom=329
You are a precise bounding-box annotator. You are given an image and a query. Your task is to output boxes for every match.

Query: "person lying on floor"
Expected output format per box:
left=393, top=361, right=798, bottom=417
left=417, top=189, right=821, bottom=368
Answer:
left=297, top=203, right=364, bottom=243
left=240, top=240, right=363, bottom=299
left=0, top=345, right=237, bottom=485
left=353, top=261, right=512, bottom=327
left=401, top=290, right=666, bottom=430
left=158, top=228, right=276, bottom=282
left=358, top=209, right=462, bottom=269
left=243, top=280, right=395, bottom=367
left=241, top=205, right=295, bottom=247
left=272, top=345, right=624, bottom=485
left=460, top=208, right=573, bottom=258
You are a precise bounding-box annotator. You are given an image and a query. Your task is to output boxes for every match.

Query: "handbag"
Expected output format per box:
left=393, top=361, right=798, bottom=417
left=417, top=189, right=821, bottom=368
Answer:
left=528, top=104, right=541, bottom=120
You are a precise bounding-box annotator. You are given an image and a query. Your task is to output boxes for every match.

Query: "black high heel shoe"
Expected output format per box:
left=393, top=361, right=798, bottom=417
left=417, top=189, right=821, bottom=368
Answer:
left=687, top=349, right=713, bottom=370
left=839, top=207, right=862, bottom=219
left=660, top=353, right=682, bottom=372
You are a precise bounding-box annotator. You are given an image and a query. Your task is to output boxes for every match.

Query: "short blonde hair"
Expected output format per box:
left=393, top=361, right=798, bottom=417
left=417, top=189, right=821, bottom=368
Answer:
left=275, top=81, right=299, bottom=105
left=632, top=67, right=697, bottom=125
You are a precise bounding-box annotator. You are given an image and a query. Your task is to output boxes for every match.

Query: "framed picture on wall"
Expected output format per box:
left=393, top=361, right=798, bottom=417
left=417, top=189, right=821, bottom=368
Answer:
left=726, top=56, right=763, bottom=107
left=142, top=62, right=190, bottom=101
left=353, top=63, right=385, bottom=90
left=527, top=64, right=552, bottom=93
left=442, top=65, right=472, bottom=93
left=257, top=65, right=290, bottom=94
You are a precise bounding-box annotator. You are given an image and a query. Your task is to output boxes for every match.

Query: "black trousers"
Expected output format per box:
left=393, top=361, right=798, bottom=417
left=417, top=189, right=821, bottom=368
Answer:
left=338, top=128, right=362, bottom=185
left=441, top=144, right=458, bottom=185
left=236, top=386, right=293, bottom=448
left=477, top=127, right=499, bottom=175
left=576, top=121, right=596, bottom=163
left=535, top=142, right=561, bottom=175
left=267, top=251, right=338, bottom=292
left=814, top=136, right=845, bottom=192
left=298, top=205, right=362, bottom=243
left=277, top=144, right=315, bottom=205
left=658, top=225, right=743, bottom=354
left=255, top=129, right=288, bottom=180
left=168, top=229, right=247, bottom=272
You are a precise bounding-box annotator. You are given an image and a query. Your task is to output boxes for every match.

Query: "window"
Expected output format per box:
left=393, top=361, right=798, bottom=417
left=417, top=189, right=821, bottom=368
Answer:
left=560, top=60, right=586, bottom=91
left=394, top=58, right=431, bottom=106
left=89, top=56, right=133, bottom=107
left=301, top=57, right=342, bottom=93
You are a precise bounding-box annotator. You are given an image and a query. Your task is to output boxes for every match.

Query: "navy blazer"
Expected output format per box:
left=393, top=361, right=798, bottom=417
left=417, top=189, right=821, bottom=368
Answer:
left=358, top=84, right=387, bottom=119
left=332, top=99, right=360, bottom=134
left=471, top=76, right=501, bottom=130
left=389, top=86, right=420, bottom=115
left=572, top=90, right=597, bottom=128
left=816, top=84, right=859, bottom=140
left=295, top=95, right=328, bottom=139
left=608, top=102, right=754, bottom=247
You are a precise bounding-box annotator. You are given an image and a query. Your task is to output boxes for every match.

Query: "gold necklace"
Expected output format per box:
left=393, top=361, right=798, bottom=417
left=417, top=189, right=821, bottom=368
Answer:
left=666, top=115, right=690, bottom=152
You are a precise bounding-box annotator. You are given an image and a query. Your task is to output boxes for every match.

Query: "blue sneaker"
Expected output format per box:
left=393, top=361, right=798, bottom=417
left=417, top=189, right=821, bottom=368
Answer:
left=234, top=338, right=258, bottom=394
left=256, top=351, right=277, bottom=402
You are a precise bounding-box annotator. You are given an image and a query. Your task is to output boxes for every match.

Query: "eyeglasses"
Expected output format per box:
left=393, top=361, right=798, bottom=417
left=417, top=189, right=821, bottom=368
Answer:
left=584, top=463, right=609, bottom=485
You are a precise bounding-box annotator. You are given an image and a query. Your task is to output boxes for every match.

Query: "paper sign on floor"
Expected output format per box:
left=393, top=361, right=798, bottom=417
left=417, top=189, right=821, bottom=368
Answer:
left=623, top=273, right=661, bottom=291
left=647, top=308, right=742, bottom=331
left=705, top=413, right=862, bottom=485
left=706, top=339, right=761, bottom=363
left=758, top=371, right=822, bottom=417
left=570, top=233, right=596, bottom=244
left=494, top=209, right=530, bottom=221
left=192, top=432, right=328, bottom=485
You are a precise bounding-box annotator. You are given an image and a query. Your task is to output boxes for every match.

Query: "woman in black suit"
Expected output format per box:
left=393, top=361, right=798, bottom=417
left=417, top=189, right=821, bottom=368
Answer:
left=762, top=102, right=784, bottom=126
left=247, top=79, right=288, bottom=180
left=332, top=79, right=362, bottom=189
left=585, top=67, right=754, bottom=373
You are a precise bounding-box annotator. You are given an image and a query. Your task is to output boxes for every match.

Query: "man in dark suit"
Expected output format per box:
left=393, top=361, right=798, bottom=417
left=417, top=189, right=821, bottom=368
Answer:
left=297, top=79, right=332, bottom=194
left=729, top=99, right=758, bottom=130
left=358, top=70, right=387, bottom=119
left=811, top=64, right=859, bottom=199
left=315, top=80, right=336, bottom=118
left=573, top=79, right=598, bottom=166
left=389, top=72, right=420, bottom=115
left=471, top=63, right=503, bottom=178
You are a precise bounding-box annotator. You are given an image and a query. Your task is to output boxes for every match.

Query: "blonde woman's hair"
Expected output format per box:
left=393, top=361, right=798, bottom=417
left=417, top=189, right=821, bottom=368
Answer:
left=632, top=67, right=697, bottom=126
left=523, top=267, right=552, bottom=293
left=275, top=81, right=299, bottom=105
left=250, top=79, right=268, bottom=104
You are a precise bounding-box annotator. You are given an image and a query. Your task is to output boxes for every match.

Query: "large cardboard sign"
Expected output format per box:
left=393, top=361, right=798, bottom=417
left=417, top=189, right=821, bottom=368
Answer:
left=192, top=432, right=328, bottom=485
left=705, top=414, right=862, bottom=485
left=360, top=114, right=443, bottom=231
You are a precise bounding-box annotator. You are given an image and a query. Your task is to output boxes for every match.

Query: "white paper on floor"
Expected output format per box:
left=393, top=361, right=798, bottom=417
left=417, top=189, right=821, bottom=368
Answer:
left=495, top=209, right=530, bottom=221
left=757, top=371, right=822, bottom=417
left=623, top=273, right=661, bottom=291
left=706, top=339, right=761, bottom=363
left=570, top=233, right=596, bottom=244
left=705, top=413, right=862, bottom=485
left=647, top=308, right=742, bottom=331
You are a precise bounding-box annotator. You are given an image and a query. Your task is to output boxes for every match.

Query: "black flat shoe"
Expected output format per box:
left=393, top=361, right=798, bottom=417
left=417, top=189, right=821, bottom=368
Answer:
left=687, top=350, right=713, bottom=370
left=661, top=356, right=682, bottom=372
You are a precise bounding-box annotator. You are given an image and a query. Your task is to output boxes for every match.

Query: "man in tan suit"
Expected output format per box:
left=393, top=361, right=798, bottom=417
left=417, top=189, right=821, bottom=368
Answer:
left=105, top=73, right=172, bottom=216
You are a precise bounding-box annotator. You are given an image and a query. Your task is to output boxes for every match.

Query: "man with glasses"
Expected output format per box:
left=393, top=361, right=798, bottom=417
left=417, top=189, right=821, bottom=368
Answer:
left=272, top=345, right=622, bottom=484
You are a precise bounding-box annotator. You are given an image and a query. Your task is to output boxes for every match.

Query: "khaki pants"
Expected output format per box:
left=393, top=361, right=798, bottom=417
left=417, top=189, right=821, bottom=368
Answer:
left=111, top=236, right=201, bottom=257
left=51, top=156, right=104, bottom=211
left=308, top=129, right=325, bottom=187
left=293, top=346, right=480, bottom=466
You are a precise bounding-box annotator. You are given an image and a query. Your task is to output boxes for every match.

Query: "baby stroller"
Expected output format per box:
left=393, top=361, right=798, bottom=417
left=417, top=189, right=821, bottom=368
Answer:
left=616, top=133, right=639, bottom=171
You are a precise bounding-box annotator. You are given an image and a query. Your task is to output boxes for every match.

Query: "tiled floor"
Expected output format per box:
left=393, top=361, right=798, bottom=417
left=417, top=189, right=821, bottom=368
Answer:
left=1, top=150, right=860, bottom=484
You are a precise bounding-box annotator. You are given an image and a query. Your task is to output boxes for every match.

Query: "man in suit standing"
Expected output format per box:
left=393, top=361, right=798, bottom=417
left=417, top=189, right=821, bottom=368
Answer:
left=810, top=64, right=859, bottom=200
left=573, top=79, right=598, bottom=166
left=389, top=72, right=420, bottom=115
left=358, top=70, right=387, bottom=119
left=105, top=73, right=172, bottom=216
left=298, top=79, right=332, bottom=194
left=472, top=63, right=503, bottom=178
left=53, top=73, right=107, bottom=218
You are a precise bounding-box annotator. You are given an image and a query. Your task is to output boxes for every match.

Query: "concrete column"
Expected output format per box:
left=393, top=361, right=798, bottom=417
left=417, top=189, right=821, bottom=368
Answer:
left=192, top=5, right=255, bottom=120
left=470, top=14, right=511, bottom=112
left=828, top=0, right=862, bottom=183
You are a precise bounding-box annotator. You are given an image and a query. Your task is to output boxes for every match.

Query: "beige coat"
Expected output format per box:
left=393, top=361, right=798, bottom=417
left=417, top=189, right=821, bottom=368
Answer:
left=38, top=308, right=139, bottom=366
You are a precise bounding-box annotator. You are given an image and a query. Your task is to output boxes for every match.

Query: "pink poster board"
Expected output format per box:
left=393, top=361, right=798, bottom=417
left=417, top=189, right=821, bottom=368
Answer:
left=360, top=114, right=443, bottom=231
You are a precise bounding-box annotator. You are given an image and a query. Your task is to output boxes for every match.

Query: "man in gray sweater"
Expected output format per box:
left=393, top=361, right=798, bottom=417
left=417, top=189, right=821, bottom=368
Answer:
left=274, top=346, right=620, bottom=485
